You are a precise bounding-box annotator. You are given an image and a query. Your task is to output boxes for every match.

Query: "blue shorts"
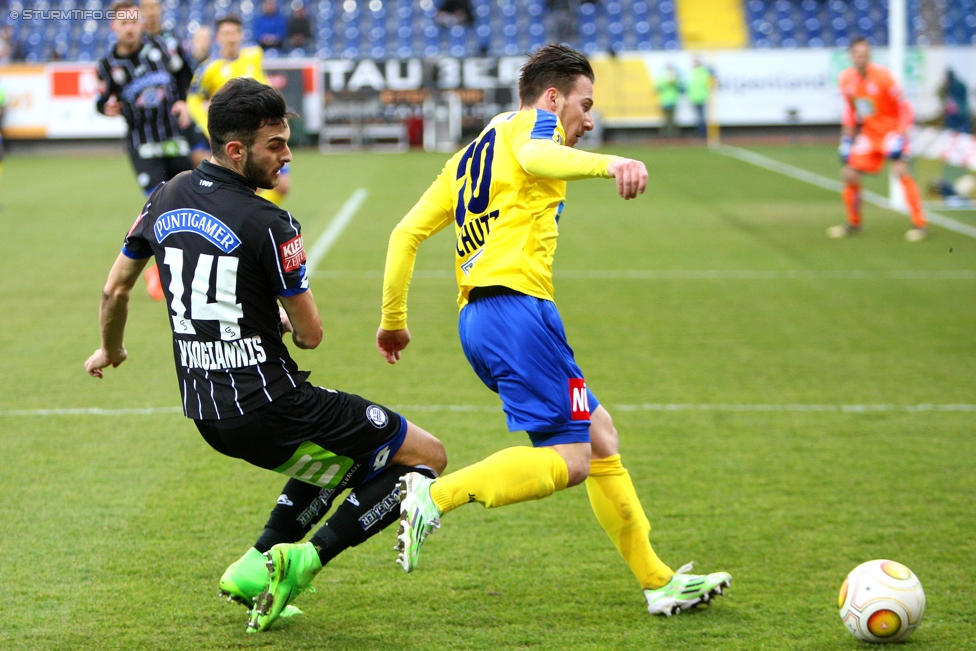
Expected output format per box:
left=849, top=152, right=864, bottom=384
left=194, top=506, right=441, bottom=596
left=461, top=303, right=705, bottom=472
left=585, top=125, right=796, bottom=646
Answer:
left=458, top=291, right=599, bottom=447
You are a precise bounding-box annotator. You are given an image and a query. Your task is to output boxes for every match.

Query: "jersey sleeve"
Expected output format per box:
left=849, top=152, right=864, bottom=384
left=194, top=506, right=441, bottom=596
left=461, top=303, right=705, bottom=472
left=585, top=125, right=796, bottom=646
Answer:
left=187, top=61, right=213, bottom=135
left=244, top=47, right=270, bottom=85
left=838, top=70, right=858, bottom=128
left=95, top=58, right=115, bottom=115
left=121, top=197, right=157, bottom=260
left=887, top=78, right=914, bottom=132
left=170, top=41, right=192, bottom=100
left=380, top=161, right=456, bottom=330
left=515, top=138, right=616, bottom=180
left=262, top=211, right=309, bottom=297
left=510, top=110, right=616, bottom=180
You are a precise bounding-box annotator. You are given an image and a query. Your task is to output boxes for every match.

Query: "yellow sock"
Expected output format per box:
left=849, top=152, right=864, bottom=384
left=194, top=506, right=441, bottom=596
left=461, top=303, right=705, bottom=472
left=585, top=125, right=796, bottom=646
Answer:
left=586, top=454, right=674, bottom=589
left=257, top=188, right=285, bottom=206
left=430, top=446, right=569, bottom=515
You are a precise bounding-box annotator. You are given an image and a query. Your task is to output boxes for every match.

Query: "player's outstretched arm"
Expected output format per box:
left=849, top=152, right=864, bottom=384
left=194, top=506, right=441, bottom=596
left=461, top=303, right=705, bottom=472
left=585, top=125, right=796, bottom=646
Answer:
left=376, top=327, right=411, bottom=364
left=279, top=290, right=323, bottom=350
left=607, top=158, right=648, bottom=200
left=378, top=171, right=454, bottom=362
left=85, top=253, right=149, bottom=378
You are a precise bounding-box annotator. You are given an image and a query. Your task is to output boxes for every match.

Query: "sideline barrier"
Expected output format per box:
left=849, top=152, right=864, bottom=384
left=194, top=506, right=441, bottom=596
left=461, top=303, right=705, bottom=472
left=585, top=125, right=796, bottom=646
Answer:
left=0, top=48, right=971, bottom=141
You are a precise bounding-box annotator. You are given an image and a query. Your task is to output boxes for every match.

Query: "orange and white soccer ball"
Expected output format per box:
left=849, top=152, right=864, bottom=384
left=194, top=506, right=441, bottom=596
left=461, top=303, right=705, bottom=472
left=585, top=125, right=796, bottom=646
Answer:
left=838, top=560, right=925, bottom=643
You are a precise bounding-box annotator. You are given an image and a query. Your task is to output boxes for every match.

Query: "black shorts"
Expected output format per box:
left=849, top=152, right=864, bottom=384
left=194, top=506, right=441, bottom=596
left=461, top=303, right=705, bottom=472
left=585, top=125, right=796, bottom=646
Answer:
left=126, top=140, right=194, bottom=194
left=183, top=123, right=210, bottom=153
left=194, top=382, right=408, bottom=490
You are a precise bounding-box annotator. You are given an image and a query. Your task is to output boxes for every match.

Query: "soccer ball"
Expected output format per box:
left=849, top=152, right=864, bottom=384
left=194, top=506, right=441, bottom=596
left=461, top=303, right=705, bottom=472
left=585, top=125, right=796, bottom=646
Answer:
left=838, top=560, right=925, bottom=643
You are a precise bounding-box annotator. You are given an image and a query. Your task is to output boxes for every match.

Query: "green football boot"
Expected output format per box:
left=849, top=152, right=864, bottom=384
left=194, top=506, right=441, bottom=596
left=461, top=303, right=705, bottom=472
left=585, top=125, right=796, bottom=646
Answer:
left=395, top=472, right=442, bottom=573
left=219, top=548, right=270, bottom=607
left=219, top=547, right=303, bottom=618
left=246, top=542, right=322, bottom=633
left=643, top=562, right=732, bottom=616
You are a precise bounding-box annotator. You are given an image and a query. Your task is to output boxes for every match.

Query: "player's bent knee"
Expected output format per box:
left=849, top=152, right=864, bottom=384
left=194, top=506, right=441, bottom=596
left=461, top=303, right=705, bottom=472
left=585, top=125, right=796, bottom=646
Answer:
left=842, top=166, right=860, bottom=184
left=589, top=406, right=619, bottom=459
left=554, top=442, right=591, bottom=487
left=392, top=420, right=448, bottom=474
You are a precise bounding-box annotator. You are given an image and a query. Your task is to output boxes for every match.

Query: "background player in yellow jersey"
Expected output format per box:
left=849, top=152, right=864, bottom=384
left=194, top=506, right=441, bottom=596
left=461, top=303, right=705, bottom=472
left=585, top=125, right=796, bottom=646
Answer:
left=187, top=15, right=290, bottom=205
left=377, top=45, right=731, bottom=616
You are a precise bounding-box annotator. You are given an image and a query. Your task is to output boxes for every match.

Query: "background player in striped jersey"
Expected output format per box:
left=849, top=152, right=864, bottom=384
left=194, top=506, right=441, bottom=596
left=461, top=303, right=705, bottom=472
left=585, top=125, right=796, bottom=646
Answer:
left=830, top=36, right=928, bottom=242
left=139, top=0, right=211, bottom=167
left=96, top=0, right=193, bottom=301
left=187, top=15, right=291, bottom=207
left=84, top=78, right=447, bottom=633
left=378, top=44, right=731, bottom=616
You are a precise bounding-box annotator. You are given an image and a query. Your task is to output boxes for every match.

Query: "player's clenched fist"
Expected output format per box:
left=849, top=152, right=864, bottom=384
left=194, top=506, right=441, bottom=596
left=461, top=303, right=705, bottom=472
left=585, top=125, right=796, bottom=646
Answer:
left=607, top=158, right=648, bottom=200
left=84, top=346, right=127, bottom=378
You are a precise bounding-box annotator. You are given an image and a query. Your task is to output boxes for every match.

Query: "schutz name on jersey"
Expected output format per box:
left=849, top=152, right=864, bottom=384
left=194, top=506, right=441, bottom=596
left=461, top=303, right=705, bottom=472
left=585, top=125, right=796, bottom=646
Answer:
left=177, top=335, right=268, bottom=371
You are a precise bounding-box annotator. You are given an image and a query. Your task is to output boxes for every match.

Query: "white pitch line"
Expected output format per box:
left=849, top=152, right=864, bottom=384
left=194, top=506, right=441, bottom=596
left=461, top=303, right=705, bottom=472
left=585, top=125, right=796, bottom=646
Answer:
left=0, top=407, right=183, bottom=416
left=3, top=404, right=974, bottom=416
left=310, top=269, right=976, bottom=280
left=716, top=145, right=976, bottom=239
left=305, top=188, right=369, bottom=275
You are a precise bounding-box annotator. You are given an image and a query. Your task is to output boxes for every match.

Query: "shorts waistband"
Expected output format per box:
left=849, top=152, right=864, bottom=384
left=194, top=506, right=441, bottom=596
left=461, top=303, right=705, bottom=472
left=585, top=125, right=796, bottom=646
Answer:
left=467, top=285, right=525, bottom=303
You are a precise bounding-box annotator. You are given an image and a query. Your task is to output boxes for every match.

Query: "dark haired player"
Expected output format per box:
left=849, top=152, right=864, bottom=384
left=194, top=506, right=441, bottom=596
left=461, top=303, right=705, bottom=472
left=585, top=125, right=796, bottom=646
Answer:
left=187, top=15, right=291, bottom=207
left=97, top=0, right=192, bottom=193
left=379, top=45, right=731, bottom=616
left=85, top=78, right=447, bottom=633
left=96, top=1, right=194, bottom=301
left=139, top=0, right=211, bottom=167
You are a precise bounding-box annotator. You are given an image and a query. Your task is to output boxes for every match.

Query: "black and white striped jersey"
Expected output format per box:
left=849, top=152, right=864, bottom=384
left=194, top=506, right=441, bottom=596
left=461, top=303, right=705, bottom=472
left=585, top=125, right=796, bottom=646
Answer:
left=121, top=161, right=311, bottom=421
left=152, top=28, right=193, bottom=98
left=95, top=34, right=186, bottom=150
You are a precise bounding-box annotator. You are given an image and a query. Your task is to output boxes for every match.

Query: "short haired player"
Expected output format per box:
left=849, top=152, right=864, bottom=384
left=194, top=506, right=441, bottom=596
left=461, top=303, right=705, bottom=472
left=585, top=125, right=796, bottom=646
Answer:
left=377, top=45, right=731, bottom=616
left=187, top=15, right=291, bottom=206
left=96, top=1, right=193, bottom=300
left=830, top=37, right=928, bottom=242
left=85, top=78, right=446, bottom=633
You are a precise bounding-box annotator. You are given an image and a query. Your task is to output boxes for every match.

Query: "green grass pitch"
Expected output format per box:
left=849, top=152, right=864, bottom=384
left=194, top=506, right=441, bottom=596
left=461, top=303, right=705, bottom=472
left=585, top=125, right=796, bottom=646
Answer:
left=0, top=143, right=973, bottom=650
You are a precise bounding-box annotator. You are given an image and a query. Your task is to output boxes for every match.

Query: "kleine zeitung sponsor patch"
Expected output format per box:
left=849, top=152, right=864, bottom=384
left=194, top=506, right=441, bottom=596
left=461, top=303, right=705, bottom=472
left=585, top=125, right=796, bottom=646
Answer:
left=280, top=235, right=305, bottom=272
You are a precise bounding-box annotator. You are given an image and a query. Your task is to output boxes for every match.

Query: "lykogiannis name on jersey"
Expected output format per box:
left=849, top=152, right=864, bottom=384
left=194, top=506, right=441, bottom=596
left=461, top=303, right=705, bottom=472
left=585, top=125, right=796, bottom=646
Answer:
left=154, top=209, right=242, bottom=253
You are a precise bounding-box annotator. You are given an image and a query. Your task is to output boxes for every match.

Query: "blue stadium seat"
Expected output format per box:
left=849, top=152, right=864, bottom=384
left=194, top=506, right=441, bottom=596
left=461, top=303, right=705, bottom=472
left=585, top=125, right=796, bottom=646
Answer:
left=447, top=23, right=465, bottom=57
left=499, top=0, right=519, bottom=56
left=577, top=1, right=599, bottom=54
left=800, top=0, right=823, bottom=47
left=365, top=0, right=388, bottom=59
left=658, top=0, right=679, bottom=49
left=14, top=0, right=966, bottom=63
left=391, top=0, right=412, bottom=58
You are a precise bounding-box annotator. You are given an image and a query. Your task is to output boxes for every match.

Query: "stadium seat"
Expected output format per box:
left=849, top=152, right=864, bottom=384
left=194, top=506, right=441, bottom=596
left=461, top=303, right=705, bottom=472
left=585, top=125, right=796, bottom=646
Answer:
left=9, top=0, right=969, bottom=63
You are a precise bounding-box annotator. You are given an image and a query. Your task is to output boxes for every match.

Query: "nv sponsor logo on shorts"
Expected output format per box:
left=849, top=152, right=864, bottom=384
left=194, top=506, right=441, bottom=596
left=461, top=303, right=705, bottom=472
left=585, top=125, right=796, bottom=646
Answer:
left=275, top=441, right=356, bottom=489
left=154, top=208, right=242, bottom=253
left=569, top=378, right=590, bottom=421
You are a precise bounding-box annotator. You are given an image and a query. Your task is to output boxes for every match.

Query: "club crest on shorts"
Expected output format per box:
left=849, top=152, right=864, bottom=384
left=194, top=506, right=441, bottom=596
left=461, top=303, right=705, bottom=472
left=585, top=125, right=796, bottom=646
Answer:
left=569, top=378, right=590, bottom=420
left=366, top=405, right=388, bottom=428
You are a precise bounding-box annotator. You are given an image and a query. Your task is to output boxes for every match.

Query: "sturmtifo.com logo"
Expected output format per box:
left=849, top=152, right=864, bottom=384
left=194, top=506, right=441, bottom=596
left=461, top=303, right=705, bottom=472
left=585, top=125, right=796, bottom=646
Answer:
left=8, top=8, right=138, bottom=20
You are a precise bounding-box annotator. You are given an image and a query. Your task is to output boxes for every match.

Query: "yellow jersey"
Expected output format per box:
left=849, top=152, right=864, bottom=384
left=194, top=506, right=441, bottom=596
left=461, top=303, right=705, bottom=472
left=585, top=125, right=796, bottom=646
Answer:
left=187, top=46, right=268, bottom=136
left=381, top=108, right=618, bottom=331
